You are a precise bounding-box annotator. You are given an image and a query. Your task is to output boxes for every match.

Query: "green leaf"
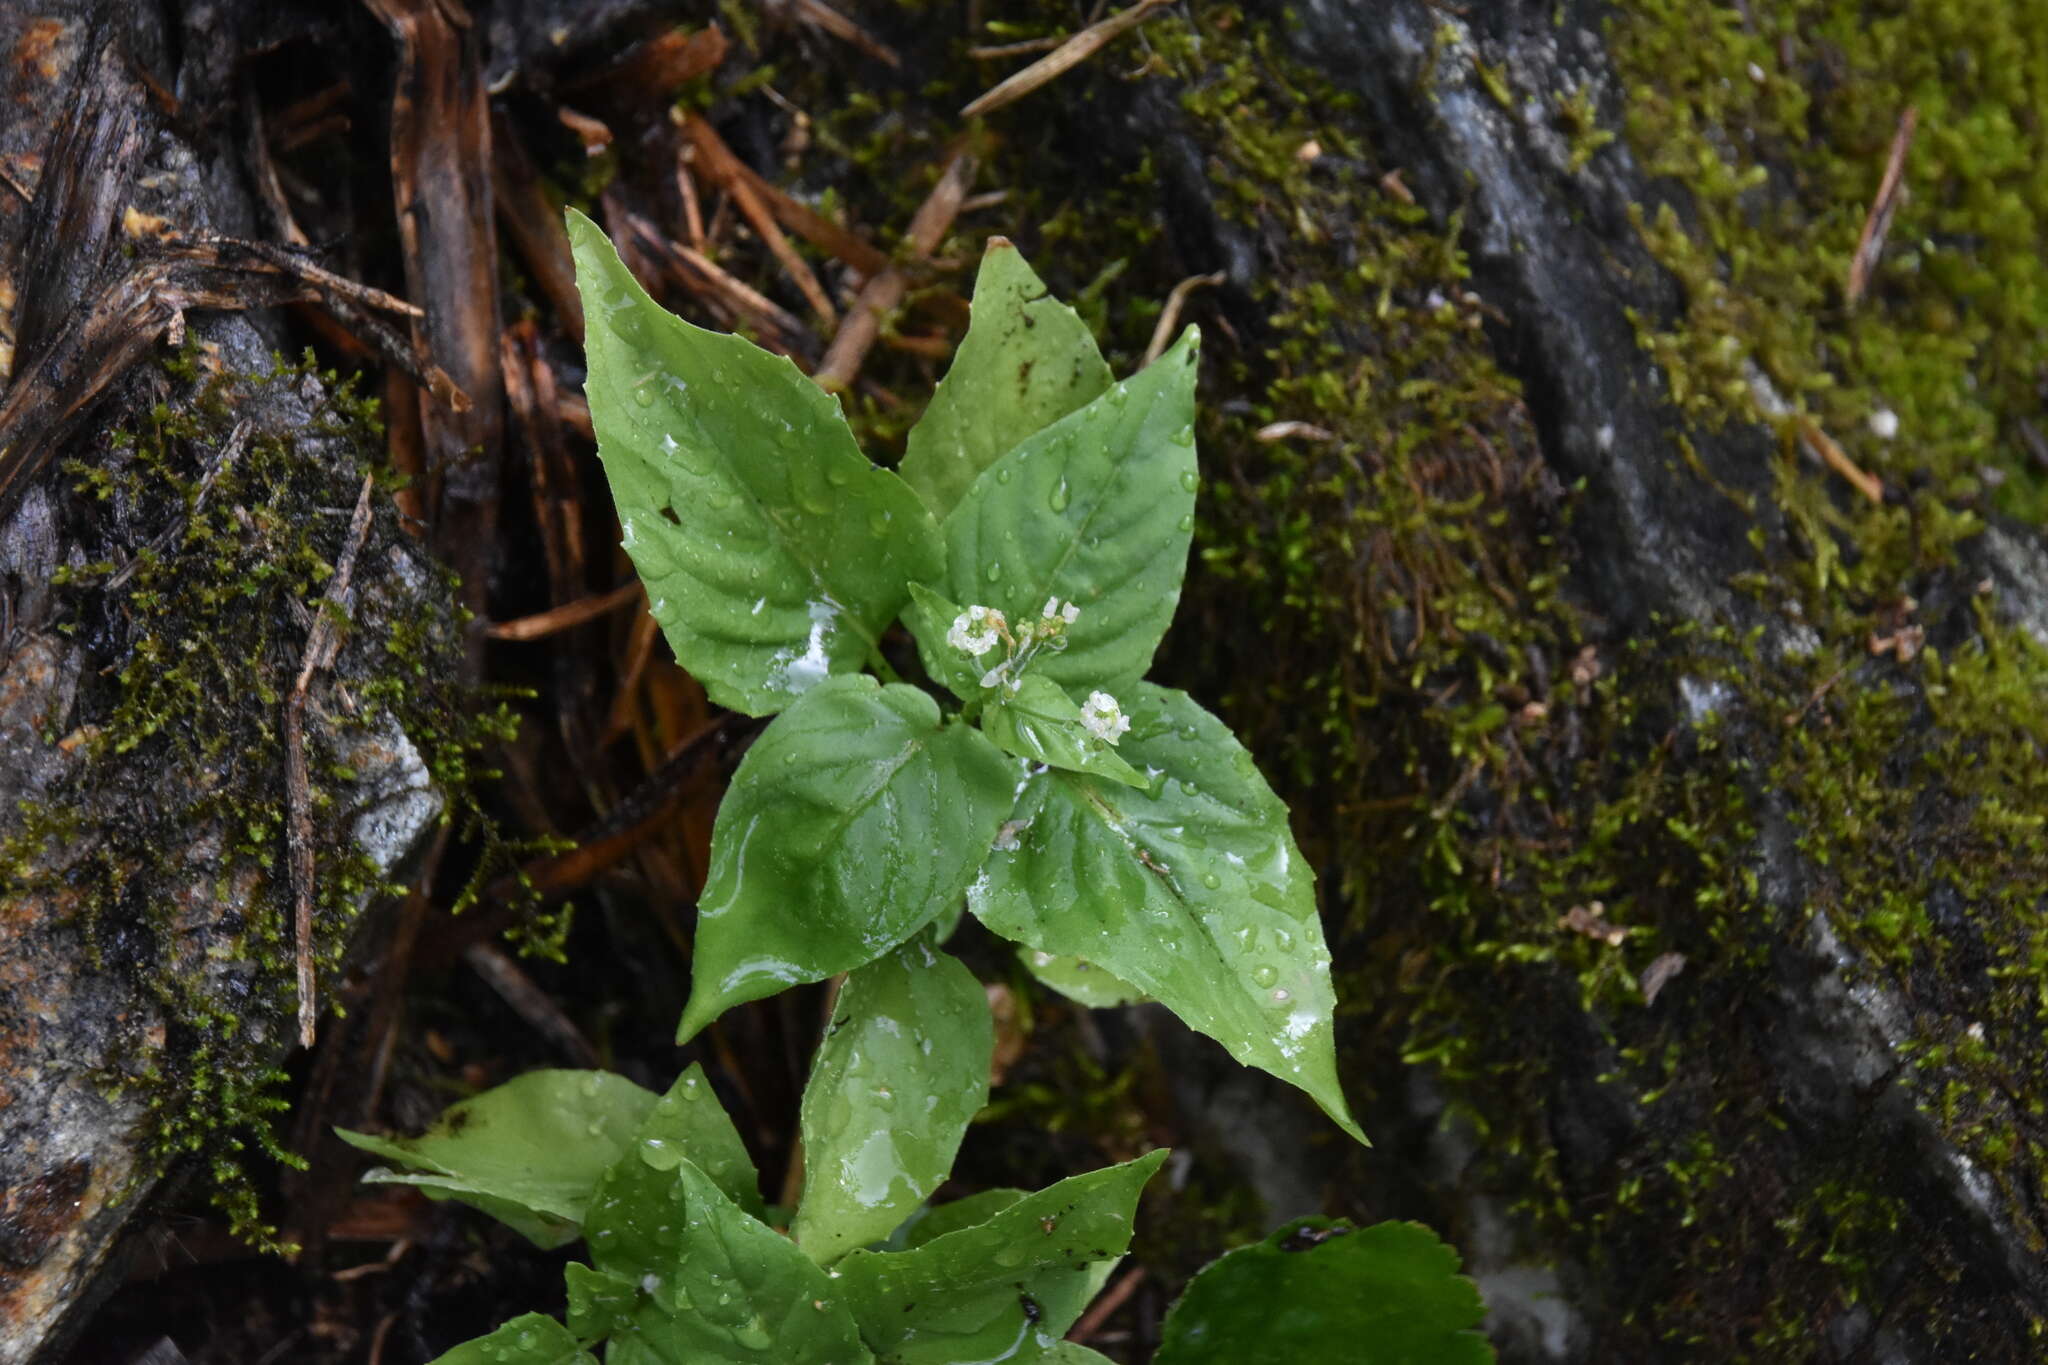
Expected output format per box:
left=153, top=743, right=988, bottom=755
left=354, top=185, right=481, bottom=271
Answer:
left=1020, top=946, right=1149, bottom=1008
left=588, top=1158, right=874, bottom=1365
left=901, top=239, right=1113, bottom=521
left=792, top=939, right=993, bottom=1264
left=966, top=685, right=1364, bottom=1143
left=983, top=674, right=1150, bottom=788
left=426, top=1314, right=596, bottom=1365
left=836, top=1150, right=1168, bottom=1364
left=563, top=1263, right=639, bottom=1340
left=896, top=1189, right=1028, bottom=1249
left=568, top=209, right=942, bottom=717
left=679, top=675, right=1015, bottom=1041
left=1041, top=1345, right=1119, bottom=1365
left=1153, top=1219, right=1494, bottom=1365
left=337, top=1070, right=657, bottom=1248
left=940, top=328, right=1199, bottom=695
left=631, top=1063, right=764, bottom=1220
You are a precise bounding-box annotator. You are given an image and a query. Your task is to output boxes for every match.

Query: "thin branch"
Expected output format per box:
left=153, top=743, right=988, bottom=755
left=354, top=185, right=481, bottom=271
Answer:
left=287, top=473, right=378, bottom=1048
left=961, top=0, right=1176, bottom=118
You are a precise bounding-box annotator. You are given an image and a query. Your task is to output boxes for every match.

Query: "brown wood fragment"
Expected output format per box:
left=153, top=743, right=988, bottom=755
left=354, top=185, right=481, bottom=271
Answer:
left=490, top=112, right=585, bottom=342
left=362, top=0, right=505, bottom=645
left=815, top=148, right=976, bottom=392
left=678, top=113, right=890, bottom=277
left=486, top=582, right=643, bottom=641
left=560, top=23, right=728, bottom=120
left=462, top=942, right=601, bottom=1067
left=788, top=0, right=901, bottom=68
left=961, top=0, right=1176, bottom=118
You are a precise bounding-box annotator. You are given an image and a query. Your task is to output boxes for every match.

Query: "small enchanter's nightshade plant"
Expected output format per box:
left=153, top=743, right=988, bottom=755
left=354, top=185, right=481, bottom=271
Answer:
left=336, top=218, right=1496, bottom=1365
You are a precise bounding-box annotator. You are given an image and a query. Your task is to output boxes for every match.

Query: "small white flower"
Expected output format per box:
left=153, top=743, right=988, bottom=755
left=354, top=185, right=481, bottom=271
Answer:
left=1042, top=596, right=1061, bottom=619
left=1061, top=601, right=1080, bottom=624
left=947, top=605, right=1001, bottom=657
left=1868, top=407, right=1899, bottom=440
left=979, top=659, right=1013, bottom=690
left=1079, top=690, right=1130, bottom=744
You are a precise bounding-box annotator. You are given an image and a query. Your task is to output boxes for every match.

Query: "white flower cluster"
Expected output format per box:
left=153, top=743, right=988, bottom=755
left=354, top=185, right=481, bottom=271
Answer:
left=1079, top=690, right=1130, bottom=744
left=948, top=597, right=1086, bottom=694
left=946, top=604, right=1004, bottom=658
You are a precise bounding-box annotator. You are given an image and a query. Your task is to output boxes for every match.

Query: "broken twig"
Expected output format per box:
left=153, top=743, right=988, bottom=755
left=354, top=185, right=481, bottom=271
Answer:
left=962, top=0, right=1177, bottom=119
left=287, top=472, right=378, bottom=1048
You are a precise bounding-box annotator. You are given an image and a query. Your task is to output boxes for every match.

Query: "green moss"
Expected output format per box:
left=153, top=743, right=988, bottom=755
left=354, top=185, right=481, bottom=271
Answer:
left=2, top=354, right=522, bottom=1249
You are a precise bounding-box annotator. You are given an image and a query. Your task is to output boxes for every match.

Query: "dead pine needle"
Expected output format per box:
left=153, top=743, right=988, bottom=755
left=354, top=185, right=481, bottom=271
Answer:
left=962, top=0, right=1178, bottom=119
left=1143, top=268, right=1224, bottom=365
left=287, top=472, right=377, bottom=1048
left=1796, top=415, right=1885, bottom=504
left=1846, top=106, right=1917, bottom=307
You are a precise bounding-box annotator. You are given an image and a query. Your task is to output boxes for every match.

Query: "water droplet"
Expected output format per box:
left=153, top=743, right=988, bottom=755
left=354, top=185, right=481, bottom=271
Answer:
left=868, top=511, right=892, bottom=536
left=1200, top=872, right=1222, bottom=889
left=826, top=467, right=850, bottom=487
left=733, top=1320, right=773, bottom=1350
left=993, top=1245, right=1027, bottom=1268
left=1049, top=480, right=1069, bottom=512
left=1251, top=964, right=1279, bottom=989
left=984, top=563, right=1003, bottom=583
left=631, top=383, right=658, bottom=408
left=1177, top=513, right=1195, bottom=532
left=1271, top=987, right=1292, bottom=1004
left=1180, top=468, right=1199, bottom=491
left=996, top=467, right=1014, bottom=485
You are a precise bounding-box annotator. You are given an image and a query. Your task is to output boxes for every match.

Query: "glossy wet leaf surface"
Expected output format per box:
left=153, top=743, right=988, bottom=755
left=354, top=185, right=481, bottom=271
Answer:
left=632, top=1063, right=764, bottom=1220
left=586, top=1158, right=873, bottom=1364
left=900, top=239, right=1113, bottom=522
left=336, top=1070, right=658, bottom=1248
left=967, top=685, right=1363, bottom=1142
left=792, top=939, right=993, bottom=1264
left=940, top=329, right=1199, bottom=695
left=679, top=676, right=1014, bottom=1040
left=836, top=1150, right=1167, bottom=1364
left=1153, top=1219, right=1494, bottom=1365
left=569, top=209, right=941, bottom=717
left=983, top=675, right=1149, bottom=788
left=427, top=1312, right=596, bottom=1365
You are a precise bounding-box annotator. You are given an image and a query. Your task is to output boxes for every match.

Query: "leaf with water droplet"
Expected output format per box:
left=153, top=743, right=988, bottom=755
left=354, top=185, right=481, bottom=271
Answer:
left=901, top=239, right=1113, bottom=521
left=568, top=210, right=941, bottom=717
left=982, top=674, right=1149, bottom=789
left=337, top=1070, right=662, bottom=1248
left=965, top=685, right=1364, bottom=1143
left=628, top=1063, right=763, bottom=1219
left=587, top=1157, right=873, bottom=1363
left=938, top=328, right=1200, bottom=696
left=424, top=1312, right=596, bottom=1365
left=836, top=1151, right=1167, bottom=1363
left=1153, top=1219, right=1493, bottom=1365
left=792, top=938, right=992, bottom=1264
left=679, top=676, right=1014, bottom=1042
